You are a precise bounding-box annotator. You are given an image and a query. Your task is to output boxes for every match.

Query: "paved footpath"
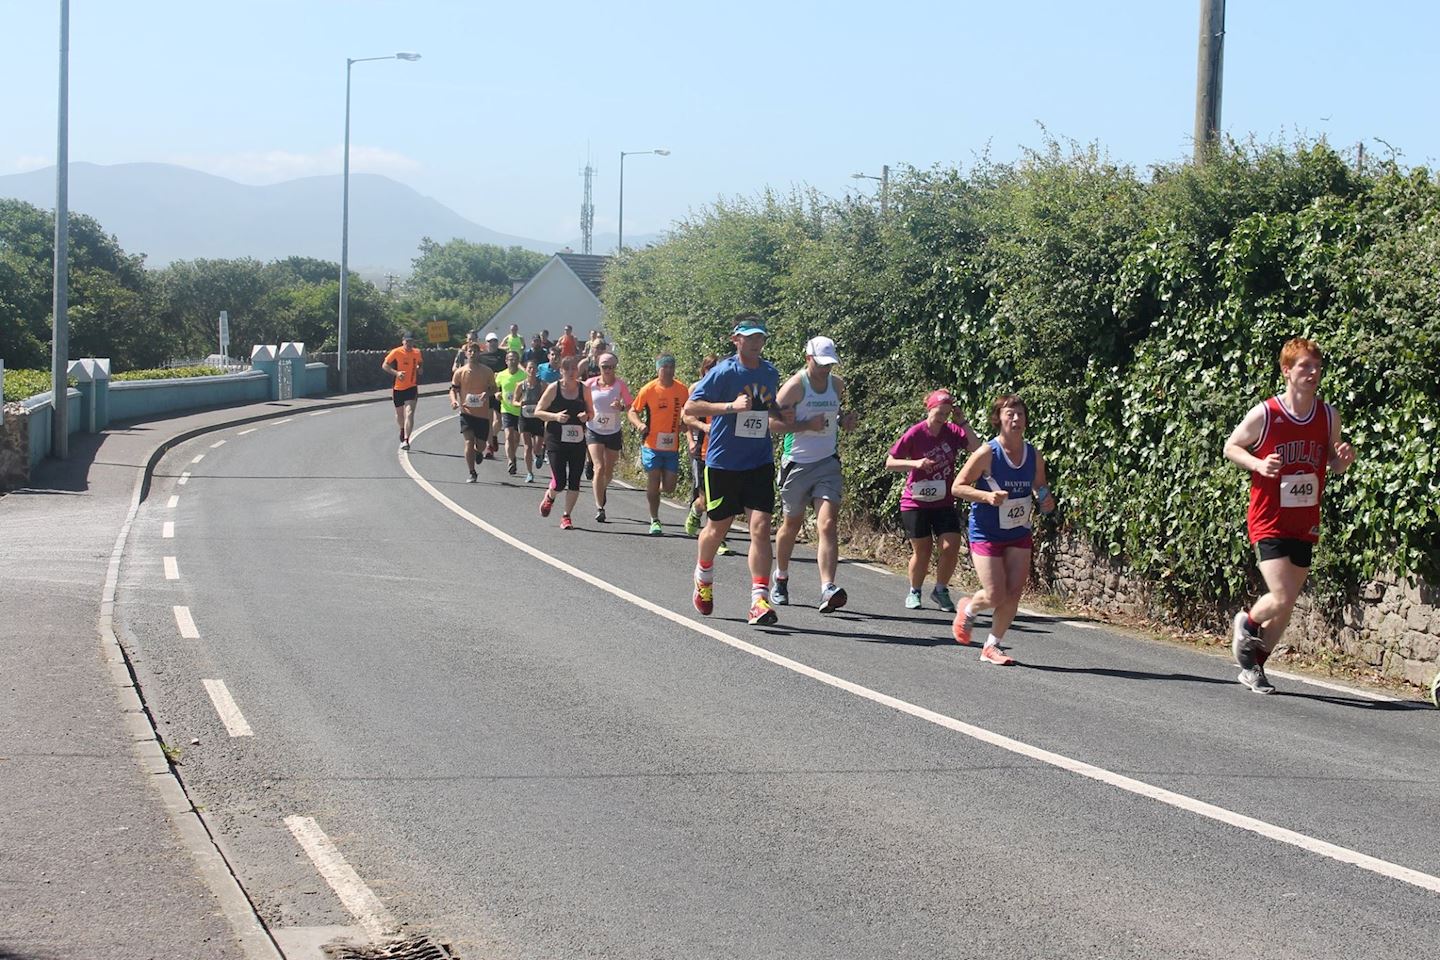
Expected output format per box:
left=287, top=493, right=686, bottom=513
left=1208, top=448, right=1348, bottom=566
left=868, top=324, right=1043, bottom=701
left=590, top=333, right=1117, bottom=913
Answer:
left=0, top=388, right=440, bottom=960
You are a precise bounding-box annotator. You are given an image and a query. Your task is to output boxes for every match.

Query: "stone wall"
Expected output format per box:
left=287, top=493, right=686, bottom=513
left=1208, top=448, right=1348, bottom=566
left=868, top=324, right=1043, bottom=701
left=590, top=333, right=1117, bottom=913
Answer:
left=311, top=350, right=458, bottom=393
left=0, top=403, right=30, bottom=490
left=1037, top=530, right=1440, bottom=687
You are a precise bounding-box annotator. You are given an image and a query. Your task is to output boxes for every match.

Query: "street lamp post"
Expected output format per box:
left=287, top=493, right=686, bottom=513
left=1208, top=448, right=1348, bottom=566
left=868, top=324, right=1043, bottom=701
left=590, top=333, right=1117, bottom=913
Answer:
left=50, top=0, right=70, bottom=458
left=338, top=51, right=420, bottom=393
left=617, top=148, right=669, bottom=254
left=851, top=164, right=890, bottom=217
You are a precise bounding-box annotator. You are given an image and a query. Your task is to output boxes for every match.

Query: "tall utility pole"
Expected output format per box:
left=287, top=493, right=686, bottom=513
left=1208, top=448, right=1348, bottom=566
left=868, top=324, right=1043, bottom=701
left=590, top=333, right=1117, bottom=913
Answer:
left=580, top=162, right=596, bottom=255
left=51, top=0, right=71, bottom=459
left=1193, top=0, right=1226, bottom=162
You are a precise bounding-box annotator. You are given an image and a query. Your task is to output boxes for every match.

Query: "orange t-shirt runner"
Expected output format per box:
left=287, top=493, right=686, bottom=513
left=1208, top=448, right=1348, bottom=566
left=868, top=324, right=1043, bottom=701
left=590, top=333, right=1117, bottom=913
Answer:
left=557, top=333, right=578, bottom=358
left=632, top=379, right=690, bottom=452
left=385, top=345, right=422, bottom=391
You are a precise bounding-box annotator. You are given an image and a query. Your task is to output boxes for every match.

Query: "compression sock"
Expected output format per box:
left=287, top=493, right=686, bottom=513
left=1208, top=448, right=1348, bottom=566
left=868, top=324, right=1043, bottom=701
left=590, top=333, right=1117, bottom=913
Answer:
left=752, top=577, right=770, bottom=603
left=695, top=559, right=714, bottom=585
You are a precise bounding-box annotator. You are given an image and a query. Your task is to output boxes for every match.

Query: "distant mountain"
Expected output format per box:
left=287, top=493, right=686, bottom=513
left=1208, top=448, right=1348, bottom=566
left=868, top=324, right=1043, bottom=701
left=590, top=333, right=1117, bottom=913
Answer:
left=0, top=162, right=563, bottom=273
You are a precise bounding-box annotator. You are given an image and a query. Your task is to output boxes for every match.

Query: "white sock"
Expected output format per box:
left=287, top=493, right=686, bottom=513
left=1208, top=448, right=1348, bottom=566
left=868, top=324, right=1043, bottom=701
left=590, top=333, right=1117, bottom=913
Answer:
left=984, top=633, right=1000, bottom=649
left=775, top=567, right=789, bottom=581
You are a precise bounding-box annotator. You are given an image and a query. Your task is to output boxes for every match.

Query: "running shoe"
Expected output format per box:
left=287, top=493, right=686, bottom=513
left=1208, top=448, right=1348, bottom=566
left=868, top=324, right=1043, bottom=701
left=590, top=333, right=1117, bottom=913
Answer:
left=507, top=460, right=517, bottom=476
left=649, top=519, right=663, bottom=536
left=467, top=472, right=478, bottom=484
left=400, top=440, right=410, bottom=451
left=693, top=579, right=714, bottom=615
left=1231, top=611, right=1260, bottom=669
left=485, top=448, right=495, bottom=460
left=540, top=493, right=555, bottom=518
left=772, top=577, right=790, bottom=606
left=748, top=596, right=779, bottom=626
left=525, top=471, right=535, bottom=484
left=980, top=644, right=1015, bottom=666
left=560, top=515, right=574, bottom=530
left=684, top=509, right=702, bottom=537
left=535, top=451, right=546, bottom=468
left=818, top=583, right=848, bottom=614
left=596, top=506, right=607, bottom=523
left=952, top=601, right=976, bottom=645
left=905, top=588, right=922, bottom=609
left=717, top=540, right=735, bottom=557
left=930, top=584, right=957, bottom=613
left=1238, top=666, right=1276, bottom=694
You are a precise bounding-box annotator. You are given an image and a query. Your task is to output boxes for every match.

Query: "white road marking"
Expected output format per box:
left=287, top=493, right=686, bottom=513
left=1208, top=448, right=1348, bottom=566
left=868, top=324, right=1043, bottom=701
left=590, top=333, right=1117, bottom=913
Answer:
left=272, top=418, right=293, bottom=425
left=177, top=471, right=191, bottom=486
left=309, top=409, right=332, bottom=417
left=1264, top=669, right=1402, bottom=703
left=162, top=521, right=175, bottom=539
left=163, top=556, right=179, bottom=580
left=284, top=816, right=398, bottom=940
left=191, top=454, right=205, bottom=464
left=1061, top=620, right=1100, bottom=630
left=1017, top=607, right=1048, bottom=618
left=210, top=439, right=227, bottom=449
left=166, top=495, right=179, bottom=509
left=238, top=428, right=257, bottom=436
left=173, top=605, right=200, bottom=639
left=399, top=414, right=1440, bottom=897
left=849, top=561, right=896, bottom=577
left=202, top=679, right=253, bottom=737
left=612, top=477, right=687, bottom=512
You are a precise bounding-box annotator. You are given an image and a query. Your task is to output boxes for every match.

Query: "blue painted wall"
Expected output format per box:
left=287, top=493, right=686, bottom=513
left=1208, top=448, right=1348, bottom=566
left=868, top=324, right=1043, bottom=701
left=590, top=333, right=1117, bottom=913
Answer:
left=304, top=363, right=329, bottom=397
left=22, top=389, right=84, bottom=471
left=107, top=371, right=270, bottom=423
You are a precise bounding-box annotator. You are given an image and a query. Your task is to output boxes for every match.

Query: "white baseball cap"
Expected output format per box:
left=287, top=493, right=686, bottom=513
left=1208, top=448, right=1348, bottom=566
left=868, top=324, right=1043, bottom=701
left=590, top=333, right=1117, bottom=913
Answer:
left=804, top=336, right=840, bottom=366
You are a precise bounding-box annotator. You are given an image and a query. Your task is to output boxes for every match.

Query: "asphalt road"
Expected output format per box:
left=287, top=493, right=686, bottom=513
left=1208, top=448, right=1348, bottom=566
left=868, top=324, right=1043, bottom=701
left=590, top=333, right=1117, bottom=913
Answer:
left=115, top=396, right=1440, bottom=959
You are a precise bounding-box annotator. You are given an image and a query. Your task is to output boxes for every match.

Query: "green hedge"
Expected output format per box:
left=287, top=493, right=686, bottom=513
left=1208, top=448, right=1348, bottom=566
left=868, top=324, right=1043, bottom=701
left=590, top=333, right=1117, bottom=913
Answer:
left=602, top=141, right=1440, bottom=611
left=3, top=365, right=226, bottom=402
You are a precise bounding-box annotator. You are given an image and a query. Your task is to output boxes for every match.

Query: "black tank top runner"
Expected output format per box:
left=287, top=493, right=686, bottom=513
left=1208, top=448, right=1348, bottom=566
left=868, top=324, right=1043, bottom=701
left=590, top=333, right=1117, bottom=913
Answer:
left=519, top=379, right=545, bottom=412
left=542, top=381, right=588, bottom=445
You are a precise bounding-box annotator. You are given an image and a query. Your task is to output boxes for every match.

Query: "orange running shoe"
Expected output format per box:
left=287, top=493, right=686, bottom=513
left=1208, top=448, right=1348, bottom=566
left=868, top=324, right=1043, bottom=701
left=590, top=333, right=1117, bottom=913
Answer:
left=693, top=579, right=714, bottom=615
left=979, top=644, right=1015, bottom=666
left=560, top=514, right=574, bottom=530
left=952, top=602, right=975, bottom=645
left=540, top=493, right=555, bottom=517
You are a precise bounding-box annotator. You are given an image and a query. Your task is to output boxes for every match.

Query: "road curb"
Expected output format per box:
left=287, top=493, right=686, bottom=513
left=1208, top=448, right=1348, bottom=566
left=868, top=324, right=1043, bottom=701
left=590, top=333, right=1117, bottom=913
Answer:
left=98, top=389, right=442, bottom=959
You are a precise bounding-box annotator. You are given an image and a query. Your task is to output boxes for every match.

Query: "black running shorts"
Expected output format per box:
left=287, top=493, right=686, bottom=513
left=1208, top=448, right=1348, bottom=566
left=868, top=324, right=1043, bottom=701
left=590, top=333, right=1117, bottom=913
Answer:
left=900, top=506, right=962, bottom=540
left=1255, top=537, right=1313, bottom=568
left=459, top=412, right=491, bottom=442
left=703, top=463, right=776, bottom=521
left=392, top=386, right=418, bottom=407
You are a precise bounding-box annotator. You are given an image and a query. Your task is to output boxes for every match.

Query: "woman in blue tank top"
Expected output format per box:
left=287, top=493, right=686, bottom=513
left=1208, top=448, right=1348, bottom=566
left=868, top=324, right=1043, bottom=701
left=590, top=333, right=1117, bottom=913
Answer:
left=949, top=394, right=1056, bottom=665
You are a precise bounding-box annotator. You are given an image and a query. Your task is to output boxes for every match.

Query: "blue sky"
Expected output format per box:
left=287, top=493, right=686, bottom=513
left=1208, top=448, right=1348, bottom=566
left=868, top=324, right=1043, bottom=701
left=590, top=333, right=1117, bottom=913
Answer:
left=4, top=1, right=1437, bottom=245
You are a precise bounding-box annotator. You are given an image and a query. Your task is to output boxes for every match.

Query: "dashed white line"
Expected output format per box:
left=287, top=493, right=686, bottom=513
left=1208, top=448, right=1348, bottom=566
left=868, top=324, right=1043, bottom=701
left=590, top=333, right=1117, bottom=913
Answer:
left=166, top=494, right=179, bottom=509
left=173, top=605, right=199, bottom=639
left=202, top=679, right=253, bottom=737
left=162, top=521, right=175, bottom=539
left=163, top=556, right=179, bottom=580
left=177, top=471, right=191, bottom=486
left=191, top=454, right=205, bottom=464
left=272, top=418, right=293, bottom=425
left=238, top=428, right=257, bottom=436
left=210, top=439, right=227, bottom=449
left=399, top=414, right=1440, bottom=897
left=285, top=816, right=397, bottom=940
left=308, top=409, right=332, bottom=417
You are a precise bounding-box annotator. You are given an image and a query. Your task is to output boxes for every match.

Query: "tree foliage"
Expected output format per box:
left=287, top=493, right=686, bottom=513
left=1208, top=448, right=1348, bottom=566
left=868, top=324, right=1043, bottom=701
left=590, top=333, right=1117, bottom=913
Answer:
left=603, top=141, right=1440, bottom=608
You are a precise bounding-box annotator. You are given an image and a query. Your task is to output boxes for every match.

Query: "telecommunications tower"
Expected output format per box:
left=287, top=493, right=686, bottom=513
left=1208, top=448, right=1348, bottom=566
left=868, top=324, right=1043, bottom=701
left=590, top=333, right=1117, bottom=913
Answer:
left=579, top=162, right=596, bottom=254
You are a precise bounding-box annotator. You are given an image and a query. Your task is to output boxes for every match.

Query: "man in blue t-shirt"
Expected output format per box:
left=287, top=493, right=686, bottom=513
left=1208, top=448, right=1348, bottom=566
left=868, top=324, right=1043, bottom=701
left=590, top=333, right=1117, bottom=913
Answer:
left=683, top=314, right=784, bottom=626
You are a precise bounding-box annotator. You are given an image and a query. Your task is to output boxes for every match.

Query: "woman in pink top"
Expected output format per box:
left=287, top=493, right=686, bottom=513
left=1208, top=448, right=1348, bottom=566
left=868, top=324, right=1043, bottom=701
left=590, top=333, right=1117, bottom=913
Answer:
left=584, top=353, right=634, bottom=523
left=884, top=389, right=980, bottom=612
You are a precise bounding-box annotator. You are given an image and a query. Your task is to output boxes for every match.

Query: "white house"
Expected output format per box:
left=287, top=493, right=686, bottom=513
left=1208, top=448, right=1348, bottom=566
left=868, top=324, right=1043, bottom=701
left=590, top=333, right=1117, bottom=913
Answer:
left=488, top=252, right=610, bottom=340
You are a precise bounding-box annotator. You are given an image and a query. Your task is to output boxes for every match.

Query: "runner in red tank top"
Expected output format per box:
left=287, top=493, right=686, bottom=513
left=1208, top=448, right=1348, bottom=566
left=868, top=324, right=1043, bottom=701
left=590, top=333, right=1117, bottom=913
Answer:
left=1223, top=338, right=1355, bottom=694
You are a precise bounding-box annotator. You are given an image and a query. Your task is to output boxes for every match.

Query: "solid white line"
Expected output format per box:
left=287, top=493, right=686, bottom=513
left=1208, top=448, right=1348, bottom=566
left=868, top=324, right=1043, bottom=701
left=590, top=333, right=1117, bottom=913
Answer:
left=191, top=454, right=205, bottom=464
left=237, top=428, right=257, bottom=436
left=1061, top=619, right=1099, bottom=631
left=173, top=605, right=200, bottom=639
left=178, top=471, right=191, bottom=486
left=284, top=816, right=397, bottom=940
left=1265, top=669, right=1402, bottom=703
left=272, top=418, right=293, bottom=425
left=162, top=521, right=175, bottom=539
left=399, top=414, right=1440, bottom=897
left=166, top=494, right=179, bottom=509
left=850, top=561, right=896, bottom=577
left=612, top=477, right=687, bottom=512
left=163, top=556, right=179, bottom=581
left=1017, top=607, right=1049, bottom=618
left=202, top=679, right=253, bottom=737
left=210, top=439, right=227, bottom=449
